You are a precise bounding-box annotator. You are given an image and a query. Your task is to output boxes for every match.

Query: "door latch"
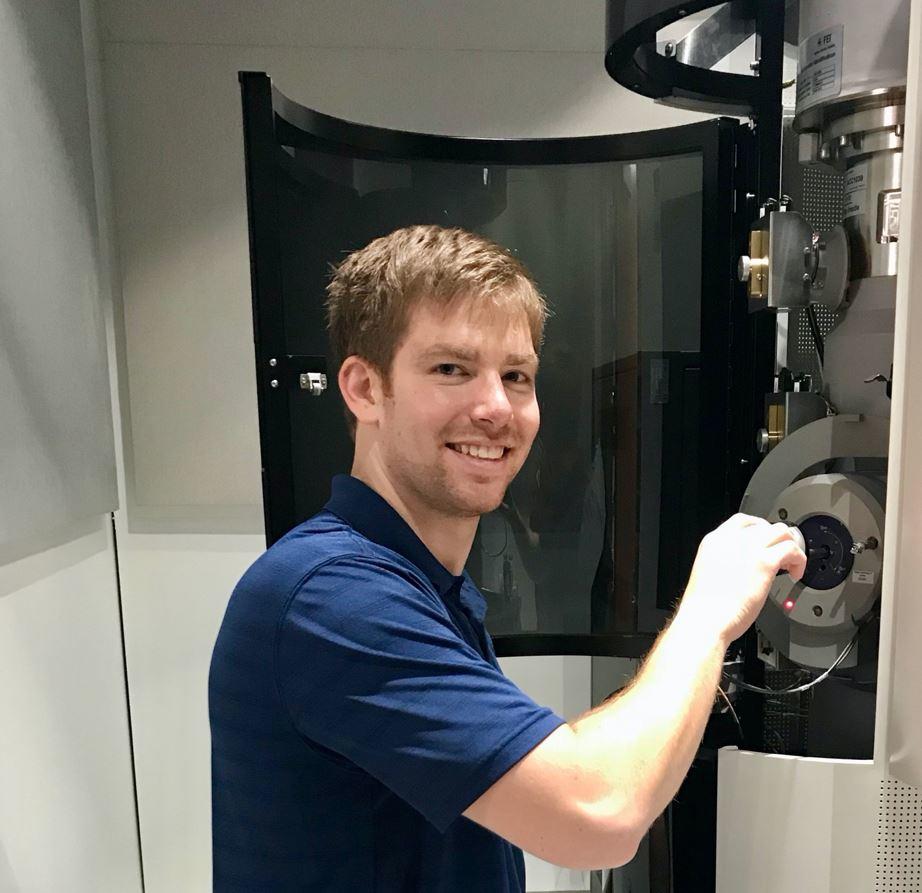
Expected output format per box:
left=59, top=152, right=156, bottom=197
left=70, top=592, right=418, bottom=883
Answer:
left=299, top=372, right=327, bottom=396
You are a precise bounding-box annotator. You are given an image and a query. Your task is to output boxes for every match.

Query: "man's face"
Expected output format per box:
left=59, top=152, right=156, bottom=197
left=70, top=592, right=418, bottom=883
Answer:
left=376, top=298, right=540, bottom=520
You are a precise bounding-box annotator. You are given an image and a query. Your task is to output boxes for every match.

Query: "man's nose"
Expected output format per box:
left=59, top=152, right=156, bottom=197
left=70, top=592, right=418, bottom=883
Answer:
left=472, top=373, right=513, bottom=427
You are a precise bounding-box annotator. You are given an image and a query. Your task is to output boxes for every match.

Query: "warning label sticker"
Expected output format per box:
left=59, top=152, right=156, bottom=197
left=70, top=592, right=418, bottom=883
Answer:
left=843, top=162, right=868, bottom=218
left=797, top=25, right=844, bottom=109
left=852, top=570, right=875, bottom=585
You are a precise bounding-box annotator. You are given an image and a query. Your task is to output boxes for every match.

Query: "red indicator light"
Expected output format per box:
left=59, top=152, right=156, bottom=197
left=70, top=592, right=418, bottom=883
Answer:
left=784, top=599, right=795, bottom=611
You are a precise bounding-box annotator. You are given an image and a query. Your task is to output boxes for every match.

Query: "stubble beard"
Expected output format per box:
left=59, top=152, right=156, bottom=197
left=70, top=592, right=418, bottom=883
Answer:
left=388, top=446, right=509, bottom=521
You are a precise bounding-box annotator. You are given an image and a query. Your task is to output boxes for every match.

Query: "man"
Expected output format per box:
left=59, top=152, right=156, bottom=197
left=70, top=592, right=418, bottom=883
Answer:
left=209, top=225, right=805, bottom=891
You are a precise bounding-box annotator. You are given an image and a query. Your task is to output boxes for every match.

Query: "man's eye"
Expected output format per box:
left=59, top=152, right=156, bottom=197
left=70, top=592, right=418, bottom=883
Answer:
left=436, top=363, right=460, bottom=375
left=504, top=370, right=531, bottom=384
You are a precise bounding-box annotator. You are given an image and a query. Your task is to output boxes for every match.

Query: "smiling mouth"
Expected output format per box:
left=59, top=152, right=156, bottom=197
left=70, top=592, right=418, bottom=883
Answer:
left=447, top=442, right=509, bottom=461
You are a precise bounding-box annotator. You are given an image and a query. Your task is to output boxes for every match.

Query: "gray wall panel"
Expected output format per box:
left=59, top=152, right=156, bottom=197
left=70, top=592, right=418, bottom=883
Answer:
left=0, top=0, right=117, bottom=547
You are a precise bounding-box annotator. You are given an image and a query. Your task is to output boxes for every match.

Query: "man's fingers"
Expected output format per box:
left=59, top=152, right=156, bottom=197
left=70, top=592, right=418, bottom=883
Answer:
left=766, top=539, right=807, bottom=581
left=765, top=521, right=801, bottom=547
left=724, top=512, right=770, bottom=530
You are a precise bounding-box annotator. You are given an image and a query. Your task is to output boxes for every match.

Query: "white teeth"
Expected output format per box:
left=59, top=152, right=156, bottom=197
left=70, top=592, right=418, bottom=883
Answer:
left=451, top=443, right=505, bottom=460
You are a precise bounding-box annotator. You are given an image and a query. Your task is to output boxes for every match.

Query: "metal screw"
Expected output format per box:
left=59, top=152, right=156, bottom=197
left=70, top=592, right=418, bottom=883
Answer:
left=269, top=358, right=277, bottom=367
left=750, top=60, right=761, bottom=73
left=778, top=508, right=788, bottom=520
left=813, top=605, right=823, bottom=617
left=664, top=41, right=676, bottom=57
left=270, top=379, right=279, bottom=389
left=850, top=538, right=879, bottom=555
left=803, top=273, right=812, bottom=283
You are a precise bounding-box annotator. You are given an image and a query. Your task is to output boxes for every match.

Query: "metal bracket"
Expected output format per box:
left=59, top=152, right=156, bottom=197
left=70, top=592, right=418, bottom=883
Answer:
left=660, top=2, right=756, bottom=73
left=605, top=0, right=793, bottom=117
left=738, top=206, right=850, bottom=311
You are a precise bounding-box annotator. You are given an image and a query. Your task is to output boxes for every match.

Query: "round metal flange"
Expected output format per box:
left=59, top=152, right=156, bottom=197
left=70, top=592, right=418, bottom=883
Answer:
left=763, top=475, right=884, bottom=659
left=740, top=415, right=889, bottom=668
left=794, top=89, right=906, bottom=169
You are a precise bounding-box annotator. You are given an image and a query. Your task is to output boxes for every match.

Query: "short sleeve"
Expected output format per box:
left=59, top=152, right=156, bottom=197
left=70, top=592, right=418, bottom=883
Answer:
left=275, top=555, right=565, bottom=832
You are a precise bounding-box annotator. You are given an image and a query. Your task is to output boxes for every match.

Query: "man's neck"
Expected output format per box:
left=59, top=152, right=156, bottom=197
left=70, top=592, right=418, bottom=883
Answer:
left=350, top=461, right=478, bottom=576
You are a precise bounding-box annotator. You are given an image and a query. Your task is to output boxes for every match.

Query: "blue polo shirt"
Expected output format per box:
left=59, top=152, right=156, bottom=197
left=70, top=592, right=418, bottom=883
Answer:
left=209, top=474, right=565, bottom=891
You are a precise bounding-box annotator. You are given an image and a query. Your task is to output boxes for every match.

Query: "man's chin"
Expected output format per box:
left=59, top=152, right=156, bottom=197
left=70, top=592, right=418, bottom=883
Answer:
left=448, top=489, right=506, bottom=519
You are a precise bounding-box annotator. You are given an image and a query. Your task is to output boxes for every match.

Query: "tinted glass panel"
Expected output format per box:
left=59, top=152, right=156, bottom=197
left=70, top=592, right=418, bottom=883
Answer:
left=274, top=148, right=703, bottom=638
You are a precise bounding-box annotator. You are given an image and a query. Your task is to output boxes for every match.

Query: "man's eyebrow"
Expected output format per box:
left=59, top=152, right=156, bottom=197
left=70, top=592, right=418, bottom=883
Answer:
left=506, top=352, right=539, bottom=367
left=417, top=344, right=539, bottom=367
left=418, top=344, right=479, bottom=363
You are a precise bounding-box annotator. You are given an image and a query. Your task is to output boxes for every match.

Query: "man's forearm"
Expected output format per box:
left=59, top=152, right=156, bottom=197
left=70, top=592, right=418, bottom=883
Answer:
left=463, top=518, right=803, bottom=870
left=568, top=608, right=727, bottom=835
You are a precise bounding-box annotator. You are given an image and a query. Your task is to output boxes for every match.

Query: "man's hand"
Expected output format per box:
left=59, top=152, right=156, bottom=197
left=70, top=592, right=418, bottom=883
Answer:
left=678, top=513, right=807, bottom=647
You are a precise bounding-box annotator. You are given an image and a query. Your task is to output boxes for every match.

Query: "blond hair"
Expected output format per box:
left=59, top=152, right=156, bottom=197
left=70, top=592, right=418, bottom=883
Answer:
left=326, top=225, right=547, bottom=430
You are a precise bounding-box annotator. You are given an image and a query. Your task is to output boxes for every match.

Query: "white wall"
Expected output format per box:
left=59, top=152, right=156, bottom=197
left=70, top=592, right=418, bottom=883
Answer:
left=0, top=0, right=141, bottom=889
left=94, top=2, right=712, bottom=890
left=0, top=521, right=142, bottom=893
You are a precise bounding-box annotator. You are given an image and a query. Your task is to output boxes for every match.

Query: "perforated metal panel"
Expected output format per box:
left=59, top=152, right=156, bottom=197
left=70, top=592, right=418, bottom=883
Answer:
left=876, top=778, right=922, bottom=891
left=762, top=667, right=811, bottom=754
left=785, top=163, right=845, bottom=380
left=801, top=166, right=846, bottom=232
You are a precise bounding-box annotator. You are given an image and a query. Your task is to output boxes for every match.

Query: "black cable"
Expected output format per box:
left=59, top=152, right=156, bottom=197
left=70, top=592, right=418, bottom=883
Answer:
left=722, top=611, right=875, bottom=697
left=723, top=634, right=855, bottom=695
left=805, top=303, right=825, bottom=367
left=716, top=684, right=744, bottom=741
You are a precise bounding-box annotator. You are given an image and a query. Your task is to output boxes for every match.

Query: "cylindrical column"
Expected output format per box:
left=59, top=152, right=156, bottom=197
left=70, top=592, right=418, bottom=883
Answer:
left=795, top=0, right=909, bottom=279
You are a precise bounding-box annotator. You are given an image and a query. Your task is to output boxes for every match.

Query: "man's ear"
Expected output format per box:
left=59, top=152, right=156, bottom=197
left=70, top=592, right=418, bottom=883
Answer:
left=338, top=355, right=385, bottom=426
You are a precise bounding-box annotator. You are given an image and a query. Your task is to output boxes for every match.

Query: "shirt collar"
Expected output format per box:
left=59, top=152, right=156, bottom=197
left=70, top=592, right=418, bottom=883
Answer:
left=324, top=474, right=462, bottom=597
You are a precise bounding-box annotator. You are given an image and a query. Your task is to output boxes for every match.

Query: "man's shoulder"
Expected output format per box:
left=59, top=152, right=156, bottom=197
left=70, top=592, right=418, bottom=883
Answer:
left=241, top=509, right=433, bottom=605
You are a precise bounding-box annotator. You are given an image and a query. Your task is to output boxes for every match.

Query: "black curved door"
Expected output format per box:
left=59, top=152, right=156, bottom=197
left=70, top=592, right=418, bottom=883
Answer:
left=240, top=71, right=750, bottom=658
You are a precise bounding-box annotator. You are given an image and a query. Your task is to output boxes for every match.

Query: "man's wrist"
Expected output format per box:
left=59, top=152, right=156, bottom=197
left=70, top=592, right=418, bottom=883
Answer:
left=668, top=598, right=731, bottom=656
